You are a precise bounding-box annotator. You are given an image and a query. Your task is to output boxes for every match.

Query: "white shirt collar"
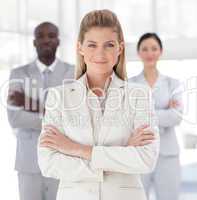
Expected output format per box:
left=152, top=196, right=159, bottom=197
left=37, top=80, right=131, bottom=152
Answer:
left=84, top=71, right=114, bottom=91
left=36, top=58, right=58, bottom=73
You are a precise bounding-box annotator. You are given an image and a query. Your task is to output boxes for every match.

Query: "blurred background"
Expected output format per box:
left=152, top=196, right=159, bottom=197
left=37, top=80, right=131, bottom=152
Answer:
left=0, top=0, right=197, bottom=199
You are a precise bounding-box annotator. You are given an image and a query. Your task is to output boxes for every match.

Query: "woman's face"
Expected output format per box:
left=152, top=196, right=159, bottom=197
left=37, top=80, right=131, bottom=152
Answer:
left=78, top=27, right=123, bottom=75
left=138, top=38, right=162, bottom=68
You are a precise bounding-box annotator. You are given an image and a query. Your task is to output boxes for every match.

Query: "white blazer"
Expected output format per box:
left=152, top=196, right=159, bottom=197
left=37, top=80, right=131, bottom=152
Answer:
left=38, top=73, right=160, bottom=200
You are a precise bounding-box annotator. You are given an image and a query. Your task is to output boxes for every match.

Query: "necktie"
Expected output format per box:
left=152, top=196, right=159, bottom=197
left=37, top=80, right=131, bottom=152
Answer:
left=43, top=68, right=51, bottom=103
left=43, top=68, right=51, bottom=89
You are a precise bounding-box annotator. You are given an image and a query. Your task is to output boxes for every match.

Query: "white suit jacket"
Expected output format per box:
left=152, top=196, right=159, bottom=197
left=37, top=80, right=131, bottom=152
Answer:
left=38, top=73, right=159, bottom=200
left=129, top=71, right=183, bottom=156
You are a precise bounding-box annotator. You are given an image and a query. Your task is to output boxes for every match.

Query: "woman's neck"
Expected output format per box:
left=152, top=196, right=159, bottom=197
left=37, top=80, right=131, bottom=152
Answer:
left=143, top=65, right=158, bottom=88
left=86, top=71, right=112, bottom=96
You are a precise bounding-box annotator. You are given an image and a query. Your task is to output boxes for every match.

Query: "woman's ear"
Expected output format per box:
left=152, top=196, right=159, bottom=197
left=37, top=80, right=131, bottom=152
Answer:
left=77, top=42, right=84, bottom=56
left=118, top=41, right=124, bottom=56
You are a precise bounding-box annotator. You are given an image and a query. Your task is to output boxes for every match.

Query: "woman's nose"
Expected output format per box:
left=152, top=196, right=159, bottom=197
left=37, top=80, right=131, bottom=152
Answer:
left=95, top=47, right=105, bottom=56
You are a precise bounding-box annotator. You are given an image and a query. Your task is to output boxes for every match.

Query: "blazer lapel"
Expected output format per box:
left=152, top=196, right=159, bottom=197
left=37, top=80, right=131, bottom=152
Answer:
left=98, top=74, right=126, bottom=144
left=67, top=73, right=126, bottom=145
left=50, top=60, right=66, bottom=86
left=25, top=62, right=43, bottom=101
left=65, top=75, right=95, bottom=144
left=27, top=61, right=43, bottom=88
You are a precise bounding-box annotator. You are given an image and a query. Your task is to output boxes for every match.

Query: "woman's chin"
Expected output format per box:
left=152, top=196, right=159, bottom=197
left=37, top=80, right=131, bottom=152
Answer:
left=145, top=62, right=157, bottom=68
left=88, top=68, right=113, bottom=75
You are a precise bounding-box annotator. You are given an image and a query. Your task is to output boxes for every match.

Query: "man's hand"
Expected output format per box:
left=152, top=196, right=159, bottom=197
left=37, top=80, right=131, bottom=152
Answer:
left=8, top=91, right=25, bottom=107
left=8, top=90, right=41, bottom=113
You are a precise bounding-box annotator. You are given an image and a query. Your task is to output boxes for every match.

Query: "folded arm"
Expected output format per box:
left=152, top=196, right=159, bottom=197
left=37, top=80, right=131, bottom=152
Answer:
left=156, top=81, right=183, bottom=128
left=89, top=86, right=159, bottom=174
left=39, top=85, right=159, bottom=176
left=7, top=68, right=42, bottom=130
left=38, top=88, right=101, bottom=181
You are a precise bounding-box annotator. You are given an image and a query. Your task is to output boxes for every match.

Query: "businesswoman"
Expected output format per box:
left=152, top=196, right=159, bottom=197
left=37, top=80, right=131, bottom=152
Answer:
left=129, top=33, right=183, bottom=200
left=38, top=10, right=159, bottom=200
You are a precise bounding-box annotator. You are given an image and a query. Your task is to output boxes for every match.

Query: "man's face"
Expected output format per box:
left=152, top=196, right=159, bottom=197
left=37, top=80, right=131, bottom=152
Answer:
left=33, top=24, right=59, bottom=58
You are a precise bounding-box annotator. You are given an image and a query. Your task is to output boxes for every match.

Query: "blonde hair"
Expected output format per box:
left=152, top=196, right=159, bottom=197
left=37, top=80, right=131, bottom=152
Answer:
left=75, top=9, right=127, bottom=80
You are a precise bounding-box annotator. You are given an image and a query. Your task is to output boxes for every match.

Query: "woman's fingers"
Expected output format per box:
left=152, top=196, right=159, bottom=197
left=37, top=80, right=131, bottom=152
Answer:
left=141, top=134, right=155, bottom=141
left=134, top=124, right=151, bottom=135
left=169, top=99, right=180, bottom=108
left=136, top=124, right=149, bottom=132
left=139, top=140, right=153, bottom=146
left=40, top=141, right=57, bottom=150
left=42, top=132, right=56, bottom=139
left=44, top=125, right=60, bottom=135
left=40, top=133, right=56, bottom=141
left=143, top=130, right=154, bottom=135
left=174, top=101, right=180, bottom=107
left=40, top=135, right=56, bottom=145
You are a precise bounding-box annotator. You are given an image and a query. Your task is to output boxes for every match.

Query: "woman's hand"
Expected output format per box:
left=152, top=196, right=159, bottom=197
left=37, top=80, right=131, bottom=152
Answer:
left=39, top=125, right=78, bottom=156
left=39, top=125, right=92, bottom=160
left=168, top=99, right=179, bottom=109
left=127, top=125, right=155, bottom=146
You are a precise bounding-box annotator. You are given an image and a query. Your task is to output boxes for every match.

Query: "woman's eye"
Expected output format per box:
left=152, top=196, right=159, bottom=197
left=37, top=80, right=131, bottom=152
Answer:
left=106, top=43, right=115, bottom=48
left=152, top=47, right=159, bottom=51
left=142, top=48, right=148, bottom=52
left=88, top=44, right=96, bottom=48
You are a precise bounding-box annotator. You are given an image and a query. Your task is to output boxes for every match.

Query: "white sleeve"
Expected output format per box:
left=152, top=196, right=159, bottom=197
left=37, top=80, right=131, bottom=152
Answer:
left=37, top=87, right=101, bottom=181
left=90, top=86, right=160, bottom=174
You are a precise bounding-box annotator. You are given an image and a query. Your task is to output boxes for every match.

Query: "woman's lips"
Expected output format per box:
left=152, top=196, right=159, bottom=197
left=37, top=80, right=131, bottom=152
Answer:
left=94, top=61, right=107, bottom=64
